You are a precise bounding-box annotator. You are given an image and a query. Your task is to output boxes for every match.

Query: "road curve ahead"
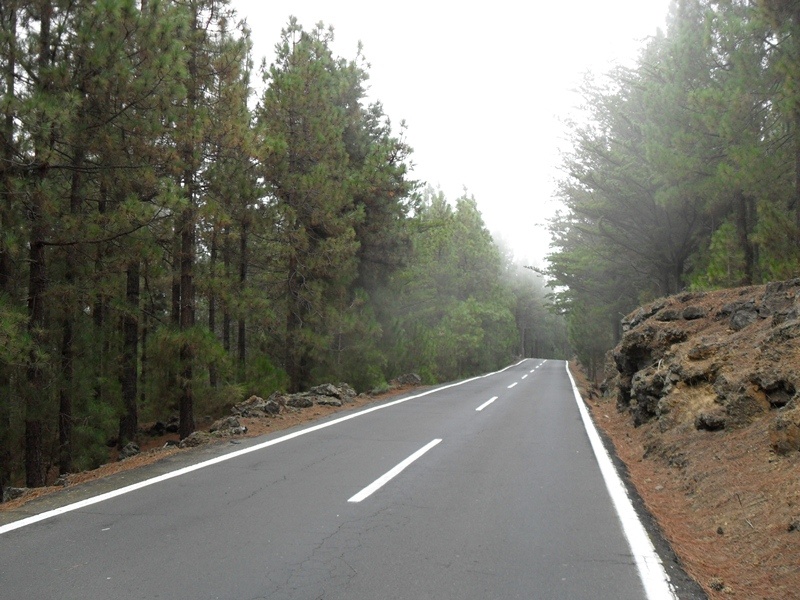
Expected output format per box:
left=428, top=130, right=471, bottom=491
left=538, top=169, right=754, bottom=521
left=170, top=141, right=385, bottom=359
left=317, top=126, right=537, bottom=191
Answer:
left=1, top=360, right=682, bottom=600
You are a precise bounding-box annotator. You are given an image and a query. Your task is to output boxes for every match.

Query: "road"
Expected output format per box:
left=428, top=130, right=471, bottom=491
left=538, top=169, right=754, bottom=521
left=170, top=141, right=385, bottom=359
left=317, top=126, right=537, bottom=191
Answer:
left=0, top=359, right=683, bottom=599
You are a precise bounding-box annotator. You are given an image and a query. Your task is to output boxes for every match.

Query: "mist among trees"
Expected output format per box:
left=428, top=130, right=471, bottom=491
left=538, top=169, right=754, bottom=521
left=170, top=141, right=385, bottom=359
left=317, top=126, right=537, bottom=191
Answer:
left=545, top=0, right=800, bottom=378
left=0, top=1, right=566, bottom=493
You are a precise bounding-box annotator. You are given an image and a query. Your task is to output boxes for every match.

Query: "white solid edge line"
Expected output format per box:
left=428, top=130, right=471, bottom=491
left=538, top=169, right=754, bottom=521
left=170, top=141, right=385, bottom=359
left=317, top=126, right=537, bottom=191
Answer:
left=348, top=438, right=442, bottom=503
left=481, top=358, right=526, bottom=378
left=1, top=364, right=526, bottom=536
left=564, top=362, right=677, bottom=600
left=475, top=396, right=499, bottom=412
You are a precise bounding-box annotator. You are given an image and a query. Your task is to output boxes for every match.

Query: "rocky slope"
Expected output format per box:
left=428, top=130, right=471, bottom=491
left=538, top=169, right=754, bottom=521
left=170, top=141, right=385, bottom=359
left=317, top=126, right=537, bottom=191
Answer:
left=592, top=279, right=800, bottom=598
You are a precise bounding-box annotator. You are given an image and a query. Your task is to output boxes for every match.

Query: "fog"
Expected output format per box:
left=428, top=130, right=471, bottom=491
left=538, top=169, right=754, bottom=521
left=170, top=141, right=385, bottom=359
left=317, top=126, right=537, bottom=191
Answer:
left=232, top=0, right=672, bottom=264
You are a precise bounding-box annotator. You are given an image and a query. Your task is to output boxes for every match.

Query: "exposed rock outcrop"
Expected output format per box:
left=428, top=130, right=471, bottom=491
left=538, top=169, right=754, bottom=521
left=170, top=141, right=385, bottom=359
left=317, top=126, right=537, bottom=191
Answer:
left=605, top=279, right=800, bottom=454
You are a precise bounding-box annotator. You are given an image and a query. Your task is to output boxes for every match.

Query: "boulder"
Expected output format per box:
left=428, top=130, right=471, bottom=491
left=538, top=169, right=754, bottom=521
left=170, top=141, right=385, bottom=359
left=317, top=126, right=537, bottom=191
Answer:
left=391, top=373, right=422, bottom=387
left=730, top=308, right=759, bottom=331
left=336, top=383, right=358, bottom=400
left=719, top=299, right=754, bottom=317
left=622, top=300, right=666, bottom=332
left=770, top=406, right=800, bottom=455
left=694, top=411, right=727, bottom=431
left=763, top=279, right=800, bottom=324
left=207, top=416, right=247, bottom=437
left=315, top=396, right=343, bottom=407
left=683, top=306, right=708, bottom=320
left=260, top=400, right=281, bottom=415
left=212, top=426, right=247, bottom=437
left=686, top=343, right=716, bottom=361
left=656, top=308, right=682, bottom=322
left=118, top=442, right=141, bottom=460
left=309, top=383, right=342, bottom=398
left=232, top=395, right=282, bottom=418
left=210, top=416, right=241, bottom=433
left=178, top=431, right=212, bottom=449
left=752, top=371, right=796, bottom=408
left=146, top=421, right=166, bottom=436
left=165, top=416, right=179, bottom=433
left=307, top=383, right=357, bottom=403
left=232, top=383, right=357, bottom=415
left=286, top=396, right=313, bottom=409
left=2, top=487, right=28, bottom=503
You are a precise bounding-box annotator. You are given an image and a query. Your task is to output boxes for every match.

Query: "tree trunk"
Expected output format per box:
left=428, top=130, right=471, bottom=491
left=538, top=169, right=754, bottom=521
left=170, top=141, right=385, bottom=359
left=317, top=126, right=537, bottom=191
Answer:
left=790, top=3, right=800, bottom=229
left=93, top=186, right=109, bottom=407
left=140, top=262, right=152, bottom=408
left=0, top=371, right=9, bottom=497
left=25, top=0, right=53, bottom=489
left=208, top=227, right=218, bottom=388
left=0, top=0, right=17, bottom=498
left=178, top=206, right=195, bottom=440
left=58, top=136, right=87, bottom=475
left=222, top=226, right=231, bottom=354
left=794, top=106, right=800, bottom=232
left=26, top=192, right=47, bottom=488
left=0, top=0, right=15, bottom=292
left=735, top=189, right=755, bottom=285
left=286, top=253, right=303, bottom=393
left=237, top=221, right=248, bottom=373
left=118, top=261, right=140, bottom=446
left=58, top=315, right=73, bottom=475
left=26, top=167, right=49, bottom=487
left=178, top=4, right=199, bottom=440
left=140, top=316, right=148, bottom=408
left=171, top=232, right=181, bottom=327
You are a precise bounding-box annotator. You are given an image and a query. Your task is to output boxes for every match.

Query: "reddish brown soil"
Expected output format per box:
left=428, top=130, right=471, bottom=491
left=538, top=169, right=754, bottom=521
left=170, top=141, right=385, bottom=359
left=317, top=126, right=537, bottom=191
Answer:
left=572, top=363, right=800, bottom=599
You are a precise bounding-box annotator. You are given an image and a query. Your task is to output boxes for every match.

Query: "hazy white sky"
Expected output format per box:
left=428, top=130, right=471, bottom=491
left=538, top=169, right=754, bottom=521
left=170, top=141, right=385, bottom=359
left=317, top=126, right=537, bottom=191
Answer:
left=231, top=0, right=672, bottom=264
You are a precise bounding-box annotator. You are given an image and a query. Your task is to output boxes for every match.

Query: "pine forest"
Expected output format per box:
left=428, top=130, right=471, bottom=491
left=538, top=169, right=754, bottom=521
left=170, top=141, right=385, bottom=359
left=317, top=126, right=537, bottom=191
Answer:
left=0, top=1, right=567, bottom=492
left=545, top=0, right=800, bottom=379
left=5, top=0, right=800, bottom=497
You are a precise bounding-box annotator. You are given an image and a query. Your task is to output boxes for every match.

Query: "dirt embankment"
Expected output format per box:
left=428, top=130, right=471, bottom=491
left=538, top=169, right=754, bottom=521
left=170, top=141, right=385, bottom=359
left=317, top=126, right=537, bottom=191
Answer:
left=583, top=279, right=800, bottom=599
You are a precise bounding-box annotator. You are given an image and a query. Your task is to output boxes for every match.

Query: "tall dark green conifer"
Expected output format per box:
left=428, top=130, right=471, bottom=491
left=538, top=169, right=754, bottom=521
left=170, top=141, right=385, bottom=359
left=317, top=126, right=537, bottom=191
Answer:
left=257, top=20, right=361, bottom=392
left=0, top=0, right=20, bottom=497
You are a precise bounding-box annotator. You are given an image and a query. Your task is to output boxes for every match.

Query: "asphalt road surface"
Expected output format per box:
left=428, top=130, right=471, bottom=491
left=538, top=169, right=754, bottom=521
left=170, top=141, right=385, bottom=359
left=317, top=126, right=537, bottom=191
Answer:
left=1, top=359, right=690, bottom=599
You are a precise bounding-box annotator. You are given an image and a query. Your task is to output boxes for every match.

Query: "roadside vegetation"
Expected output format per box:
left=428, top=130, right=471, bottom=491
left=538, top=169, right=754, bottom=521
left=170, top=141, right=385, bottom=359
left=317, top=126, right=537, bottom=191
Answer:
left=545, top=0, right=800, bottom=379
left=0, top=2, right=567, bottom=494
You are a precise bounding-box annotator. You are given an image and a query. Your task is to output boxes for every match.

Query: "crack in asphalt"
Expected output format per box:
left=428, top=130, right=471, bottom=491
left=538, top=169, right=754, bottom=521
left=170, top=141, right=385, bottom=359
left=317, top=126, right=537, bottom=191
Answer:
left=270, top=502, right=414, bottom=598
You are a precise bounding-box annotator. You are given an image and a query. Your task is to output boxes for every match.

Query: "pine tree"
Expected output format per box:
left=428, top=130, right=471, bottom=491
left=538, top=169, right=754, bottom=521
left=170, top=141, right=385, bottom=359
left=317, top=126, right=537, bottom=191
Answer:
left=385, top=188, right=518, bottom=382
left=168, top=0, right=249, bottom=437
left=257, top=20, right=361, bottom=392
left=759, top=0, right=800, bottom=230
left=21, top=0, right=62, bottom=488
left=0, top=0, right=21, bottom=497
